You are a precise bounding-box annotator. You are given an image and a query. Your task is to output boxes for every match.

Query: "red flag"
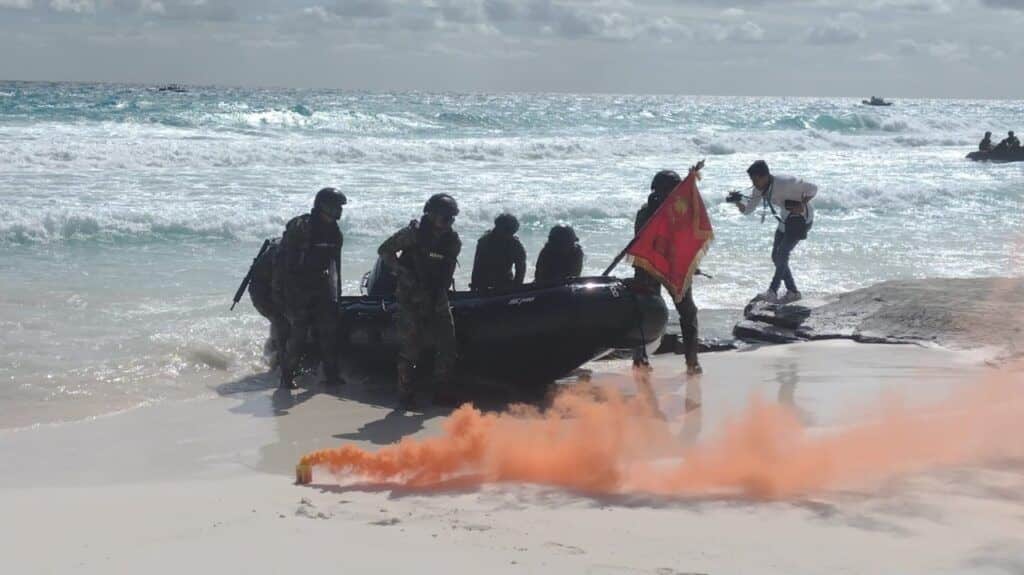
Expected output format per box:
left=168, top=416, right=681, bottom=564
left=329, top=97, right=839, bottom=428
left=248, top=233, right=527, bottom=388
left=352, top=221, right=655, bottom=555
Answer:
left=627, top=171, right=714, bottom=302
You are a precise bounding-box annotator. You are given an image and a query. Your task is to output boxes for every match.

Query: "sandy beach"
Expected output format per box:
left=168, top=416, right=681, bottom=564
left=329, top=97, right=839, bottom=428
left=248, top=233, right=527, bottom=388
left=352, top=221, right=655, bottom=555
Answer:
left=5, top=2, right=1024, bottom=572
left=4, top=340, right=1023, bottom=574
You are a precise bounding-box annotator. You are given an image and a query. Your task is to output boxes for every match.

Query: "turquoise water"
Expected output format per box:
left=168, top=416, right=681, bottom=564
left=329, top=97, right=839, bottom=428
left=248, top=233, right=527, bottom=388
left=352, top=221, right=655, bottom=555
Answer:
left=1, top=81, right=1022, bottom=426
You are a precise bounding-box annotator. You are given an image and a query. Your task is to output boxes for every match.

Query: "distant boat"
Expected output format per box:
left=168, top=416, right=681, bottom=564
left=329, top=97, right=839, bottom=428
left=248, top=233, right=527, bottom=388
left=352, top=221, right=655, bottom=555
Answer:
left=967, top=148, right=1024, bottom=163
left=156, top=84, right=188, bottom=93
left=862, top=96, right=892, bottom=107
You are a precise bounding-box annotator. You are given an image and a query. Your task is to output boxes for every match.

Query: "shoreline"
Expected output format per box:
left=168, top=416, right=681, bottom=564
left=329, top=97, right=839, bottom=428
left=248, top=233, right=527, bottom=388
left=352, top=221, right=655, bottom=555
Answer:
left=3, top=341, right=1021, bottom=574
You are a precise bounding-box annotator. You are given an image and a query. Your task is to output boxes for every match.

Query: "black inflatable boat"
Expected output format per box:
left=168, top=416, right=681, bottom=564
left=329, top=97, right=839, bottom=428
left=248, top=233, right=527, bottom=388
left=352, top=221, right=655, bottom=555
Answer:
left=337, top=276, right=668, bottom=384
left=967, top=148, right=1024, bottom=163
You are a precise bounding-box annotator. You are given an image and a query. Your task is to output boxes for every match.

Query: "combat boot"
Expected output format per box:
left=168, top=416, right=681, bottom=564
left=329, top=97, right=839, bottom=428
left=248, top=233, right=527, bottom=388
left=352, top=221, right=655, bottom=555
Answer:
left=397, top=367, right=417, bottom=409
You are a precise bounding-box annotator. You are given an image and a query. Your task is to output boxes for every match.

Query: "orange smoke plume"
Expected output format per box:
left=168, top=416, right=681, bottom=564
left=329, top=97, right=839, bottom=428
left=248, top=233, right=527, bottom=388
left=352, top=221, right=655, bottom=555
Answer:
left=299, top=368, right=1024, bottom=498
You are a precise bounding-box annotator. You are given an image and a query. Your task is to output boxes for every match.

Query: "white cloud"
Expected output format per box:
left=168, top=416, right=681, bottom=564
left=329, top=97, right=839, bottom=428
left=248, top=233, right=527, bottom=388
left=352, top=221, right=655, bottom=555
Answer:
left=705, top=20, right=765, bottom=43
left=862, top=51, right=894, bottom=61
left=646, top=15, right=691, bottom=42
left=977, top=44, right=1008, bottom=58
left=897, top=38, right=968, bottom=60
left=50, top=0, right=95, bottom=12
left=158, top=1, right=237, bottom=22
left=1, top=0, right=1022, bottom=96
left=805, top=13, right=866, bottom=44
left=302, top=5, right=330, bottom=23
left=330, top=0, right=392, bottom=19
left=981, top=0, right=1024, bottom=9
left=140, top=0, right=165, bottom=15
left=817, top=0, right=954, bottom=11
left=483, top=0, right=519, bottom=22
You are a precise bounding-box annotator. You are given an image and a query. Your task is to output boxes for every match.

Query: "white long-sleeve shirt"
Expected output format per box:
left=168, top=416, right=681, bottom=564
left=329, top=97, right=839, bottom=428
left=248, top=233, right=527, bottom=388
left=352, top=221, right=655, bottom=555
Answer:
left=739, top=174, right=818, bottom=232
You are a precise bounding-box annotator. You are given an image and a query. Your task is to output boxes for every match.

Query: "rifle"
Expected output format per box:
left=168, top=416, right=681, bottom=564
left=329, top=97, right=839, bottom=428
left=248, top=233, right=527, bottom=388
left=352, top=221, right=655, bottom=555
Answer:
left=230, top=239, right=271, bottom=311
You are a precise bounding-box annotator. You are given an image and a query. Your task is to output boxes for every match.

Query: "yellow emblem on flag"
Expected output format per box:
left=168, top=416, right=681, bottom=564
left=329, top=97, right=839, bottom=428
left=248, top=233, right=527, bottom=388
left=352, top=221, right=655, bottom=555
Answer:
left=674, top=197, right=689, bottom=216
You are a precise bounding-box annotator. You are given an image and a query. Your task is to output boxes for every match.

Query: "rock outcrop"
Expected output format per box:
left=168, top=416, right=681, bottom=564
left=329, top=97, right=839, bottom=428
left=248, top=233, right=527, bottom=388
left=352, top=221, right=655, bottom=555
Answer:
left=733, top=278, right=1024, bottom=354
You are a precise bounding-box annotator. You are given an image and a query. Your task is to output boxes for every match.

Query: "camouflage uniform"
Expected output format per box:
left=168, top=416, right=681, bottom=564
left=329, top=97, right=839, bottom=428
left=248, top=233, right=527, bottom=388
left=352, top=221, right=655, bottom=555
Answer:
left=273, top=212, right=343, bottom=387
left=378, top=219, right=461, bottom=396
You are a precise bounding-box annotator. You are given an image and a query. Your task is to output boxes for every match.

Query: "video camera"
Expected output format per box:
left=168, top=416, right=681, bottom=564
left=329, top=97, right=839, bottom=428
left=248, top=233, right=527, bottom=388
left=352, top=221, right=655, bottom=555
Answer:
left=725, top=190, right=745, bottom=204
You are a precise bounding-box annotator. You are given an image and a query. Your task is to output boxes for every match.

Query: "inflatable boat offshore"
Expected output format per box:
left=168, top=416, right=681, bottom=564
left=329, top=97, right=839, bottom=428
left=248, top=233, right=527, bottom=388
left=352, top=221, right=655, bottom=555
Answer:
left=966, top=148, right=1024, bottom=163
left=338, top=276, right=669, bottom=383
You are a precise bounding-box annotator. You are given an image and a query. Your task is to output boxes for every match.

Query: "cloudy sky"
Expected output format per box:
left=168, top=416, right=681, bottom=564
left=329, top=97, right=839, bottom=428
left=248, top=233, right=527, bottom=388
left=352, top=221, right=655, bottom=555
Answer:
left=1, top=0, right=1022, bottom=97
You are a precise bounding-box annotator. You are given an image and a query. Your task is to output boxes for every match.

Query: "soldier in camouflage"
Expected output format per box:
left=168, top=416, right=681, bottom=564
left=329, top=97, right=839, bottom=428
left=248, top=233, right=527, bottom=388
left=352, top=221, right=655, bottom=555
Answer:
left=377, top=193, right=462, bottom=408
left=273, top=187, right=347, bottom=390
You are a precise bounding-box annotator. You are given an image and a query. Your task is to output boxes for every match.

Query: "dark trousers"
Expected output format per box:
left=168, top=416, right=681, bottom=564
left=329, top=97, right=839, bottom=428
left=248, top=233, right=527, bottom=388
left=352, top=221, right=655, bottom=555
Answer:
left=281, top=290, right=338, bottom=384
left=770, top=227, right=803, bottom=293
left=396, top=298, right=457, bottom=393
left=249, top=282, right=289, bottom=359
left=633, top=286, right=699, bottom=367
left=675, top=287, right=699, bottom=367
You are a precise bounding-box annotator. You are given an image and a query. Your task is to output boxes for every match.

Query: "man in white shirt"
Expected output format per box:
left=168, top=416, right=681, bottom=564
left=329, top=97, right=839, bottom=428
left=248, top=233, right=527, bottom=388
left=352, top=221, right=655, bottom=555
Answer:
left=735, top=160, right=817, bottom=303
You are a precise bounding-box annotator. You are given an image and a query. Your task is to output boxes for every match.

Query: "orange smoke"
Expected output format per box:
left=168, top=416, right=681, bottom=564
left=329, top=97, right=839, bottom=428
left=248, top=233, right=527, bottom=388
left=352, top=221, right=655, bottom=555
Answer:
left=299, top=368, right=1024, bottom=498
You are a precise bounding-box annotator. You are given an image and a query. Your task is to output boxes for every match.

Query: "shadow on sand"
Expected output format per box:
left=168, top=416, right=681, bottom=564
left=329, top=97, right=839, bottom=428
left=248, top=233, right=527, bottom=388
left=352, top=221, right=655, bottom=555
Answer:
left=214, top=361, right=557, bottom=476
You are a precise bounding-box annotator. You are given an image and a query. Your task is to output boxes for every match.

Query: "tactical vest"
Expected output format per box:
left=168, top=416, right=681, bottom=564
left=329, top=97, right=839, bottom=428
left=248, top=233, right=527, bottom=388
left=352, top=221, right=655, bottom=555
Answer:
left=398, top=220, right=460, bottom=293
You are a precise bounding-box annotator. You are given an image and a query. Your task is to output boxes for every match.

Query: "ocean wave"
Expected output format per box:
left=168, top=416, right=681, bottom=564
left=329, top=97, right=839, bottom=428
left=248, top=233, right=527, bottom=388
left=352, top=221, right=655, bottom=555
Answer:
left=692, top=137, right=736, bottom=155
left=768, top=113, right=913, bottom=134
left=0, top=210, right=279, bottom=245
left=436, top=110, right=494, bottom=128
left=0, top=126, right=993, bottom=173
left=0, top=199, right=633, bottom=246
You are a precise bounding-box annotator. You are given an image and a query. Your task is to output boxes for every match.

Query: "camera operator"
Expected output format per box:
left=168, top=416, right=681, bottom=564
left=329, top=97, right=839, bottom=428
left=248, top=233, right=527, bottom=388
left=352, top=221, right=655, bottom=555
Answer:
left=732, top=160, right=817, bottom=303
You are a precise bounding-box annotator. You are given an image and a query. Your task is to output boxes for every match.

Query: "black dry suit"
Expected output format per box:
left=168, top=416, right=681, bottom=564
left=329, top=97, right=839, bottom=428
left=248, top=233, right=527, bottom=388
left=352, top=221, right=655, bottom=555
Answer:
left=247, top=238, right=290, bottom=363
left=535, top=226, right=583, bottom=284
left=470, top=229, right=526, bottom=292
left=274, top=211, right=344, bottom=386
left=632, top=186, right=700, bottom=369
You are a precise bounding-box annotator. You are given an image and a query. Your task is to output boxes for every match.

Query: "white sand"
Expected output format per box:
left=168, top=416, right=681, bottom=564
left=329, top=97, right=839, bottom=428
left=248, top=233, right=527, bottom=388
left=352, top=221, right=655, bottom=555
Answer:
left=3, top=341, right=1023, bottom=574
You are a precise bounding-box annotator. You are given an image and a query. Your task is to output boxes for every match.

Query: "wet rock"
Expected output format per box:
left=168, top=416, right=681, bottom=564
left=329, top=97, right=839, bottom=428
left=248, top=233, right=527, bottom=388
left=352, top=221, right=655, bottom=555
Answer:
left=732, top=278, right=1024, bottom=354
left=653, top=334, right=737, bottom=355
left=743, top=299, right=812, bottom=330
left=732, top=320, right=801, bottom=344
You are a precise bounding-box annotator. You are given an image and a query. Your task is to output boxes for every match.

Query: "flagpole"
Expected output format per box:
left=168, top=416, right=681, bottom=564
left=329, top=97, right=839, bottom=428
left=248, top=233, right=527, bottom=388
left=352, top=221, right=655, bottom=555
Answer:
left=602, top=239, right=638, bottom=276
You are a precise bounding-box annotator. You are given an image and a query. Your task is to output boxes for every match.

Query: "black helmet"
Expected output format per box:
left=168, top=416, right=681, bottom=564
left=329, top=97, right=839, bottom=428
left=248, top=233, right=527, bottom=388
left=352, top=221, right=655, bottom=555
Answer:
left=494, top=213, right=519, bottom=235
left=985, top=131, right=992, bottom=137
left=313, top=187, right=347, bottom=220
left=424, top=193, right=459, bottom=218
left=650, top=170, right=681, bottom=197
left=548, top=223, right=577, bottom=246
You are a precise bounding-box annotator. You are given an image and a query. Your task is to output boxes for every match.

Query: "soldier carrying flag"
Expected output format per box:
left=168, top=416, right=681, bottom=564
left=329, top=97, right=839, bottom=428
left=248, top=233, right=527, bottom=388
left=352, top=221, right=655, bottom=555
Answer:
left=604, top=160, right=713, bottom=376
